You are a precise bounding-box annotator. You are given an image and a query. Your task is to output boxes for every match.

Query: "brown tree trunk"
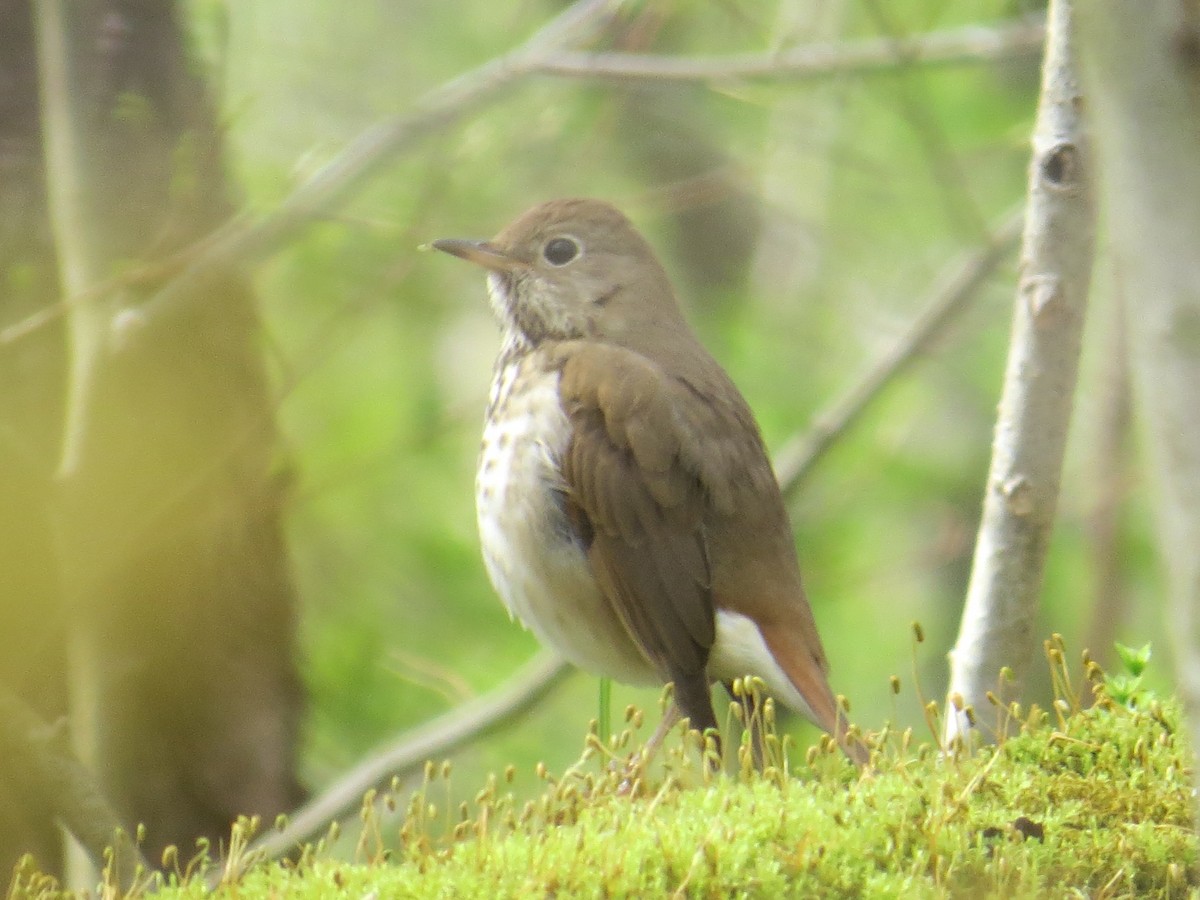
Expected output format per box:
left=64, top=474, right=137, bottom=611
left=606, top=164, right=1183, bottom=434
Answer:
left=0, top=0, right=70, bottom=876
left=1, top=0, right=304, bottom=876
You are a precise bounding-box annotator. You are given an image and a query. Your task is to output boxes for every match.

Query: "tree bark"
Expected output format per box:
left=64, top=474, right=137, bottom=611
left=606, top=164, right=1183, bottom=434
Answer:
left=1076, top=2, right=1200, bottom=796
left=2, top=0, right=304, bottom=878
left=944, top=0, right=1095, bottom=745
left=0, top=0, right=70, bottom=876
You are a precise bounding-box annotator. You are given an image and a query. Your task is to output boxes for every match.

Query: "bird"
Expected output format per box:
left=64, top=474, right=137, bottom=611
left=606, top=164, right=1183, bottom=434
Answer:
left=432, top=198, right=866, bottom=765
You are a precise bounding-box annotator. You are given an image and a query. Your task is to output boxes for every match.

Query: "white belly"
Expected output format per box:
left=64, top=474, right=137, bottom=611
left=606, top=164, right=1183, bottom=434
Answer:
left=476, top=358, right=658, bottom=685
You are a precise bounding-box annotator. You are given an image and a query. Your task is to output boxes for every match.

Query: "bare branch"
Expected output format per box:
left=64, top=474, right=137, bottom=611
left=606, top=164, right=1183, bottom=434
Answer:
left=0, top=286, right=65, bottom=346
left=776, top=208, right=1023, bottom=498
left=533, top=17, right=1043, bottom=84
left=224, top=651, right=570, bottom=877
left=945, top=0, right=1095, bottom=745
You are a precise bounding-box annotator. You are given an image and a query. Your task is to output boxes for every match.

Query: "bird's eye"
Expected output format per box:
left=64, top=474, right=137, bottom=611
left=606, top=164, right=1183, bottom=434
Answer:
left=542, top=236, right=580, bottom=266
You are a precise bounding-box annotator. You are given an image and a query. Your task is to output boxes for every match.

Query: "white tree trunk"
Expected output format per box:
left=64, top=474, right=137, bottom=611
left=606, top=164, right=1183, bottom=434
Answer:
left=1076, top=4, right=1200, bottom=772
left=944, top=0, right=1095, bottom=745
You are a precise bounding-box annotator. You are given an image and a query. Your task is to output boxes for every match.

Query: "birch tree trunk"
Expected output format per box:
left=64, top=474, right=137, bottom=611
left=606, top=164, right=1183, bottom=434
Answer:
left=944, top=0, right=1095, bottom=744
left=1076, top=3, right=1200, bottom=786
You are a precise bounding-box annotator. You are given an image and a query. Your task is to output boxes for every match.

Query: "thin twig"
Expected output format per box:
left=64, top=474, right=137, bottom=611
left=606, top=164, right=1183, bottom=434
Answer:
left=0, top=300, right=63, bottom=346
left=0, top=246, right=201, bottom=347
left=534, top=17, right=1043, bottom=83
left=775, top=207, right=1024, bottom=498
left=225, top=650, right=570, bottom=877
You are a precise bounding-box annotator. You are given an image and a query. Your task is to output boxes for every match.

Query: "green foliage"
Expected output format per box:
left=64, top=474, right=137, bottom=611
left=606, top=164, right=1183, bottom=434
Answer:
left=1105, top=642, right=1156, bottom=709
left=1116, top=641, right=1153, bottom=677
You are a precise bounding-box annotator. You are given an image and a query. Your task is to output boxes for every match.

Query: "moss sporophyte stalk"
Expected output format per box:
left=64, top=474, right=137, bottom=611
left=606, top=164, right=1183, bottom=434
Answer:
left=7, top=638, right=1195, bottom=899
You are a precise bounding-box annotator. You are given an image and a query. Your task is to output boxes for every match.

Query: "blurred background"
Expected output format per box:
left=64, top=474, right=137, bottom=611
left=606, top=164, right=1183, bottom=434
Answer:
left=0, top=0, right=1168, bottom=878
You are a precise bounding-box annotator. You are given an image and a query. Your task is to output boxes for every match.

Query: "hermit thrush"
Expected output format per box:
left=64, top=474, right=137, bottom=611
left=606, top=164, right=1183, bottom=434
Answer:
left=433, top=199, right=865, bottom=764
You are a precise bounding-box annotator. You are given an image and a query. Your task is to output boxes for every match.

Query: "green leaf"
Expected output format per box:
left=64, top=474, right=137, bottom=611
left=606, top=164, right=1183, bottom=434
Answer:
left=1114, top=642, right=1152, bottom=677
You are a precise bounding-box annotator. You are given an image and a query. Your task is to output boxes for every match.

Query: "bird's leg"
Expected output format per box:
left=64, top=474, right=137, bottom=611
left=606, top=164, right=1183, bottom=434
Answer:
left=617, top=696, right=722, bottom=786
left=611, top=701, right=679, bottom=794
left=668, top=671, right=724, bottom=771
left=640, top=701, right=681, bottom=763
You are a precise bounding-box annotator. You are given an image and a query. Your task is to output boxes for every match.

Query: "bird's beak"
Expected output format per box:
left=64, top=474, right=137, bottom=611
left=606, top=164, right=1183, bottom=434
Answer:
left=431, top=238, right=529, bottom=273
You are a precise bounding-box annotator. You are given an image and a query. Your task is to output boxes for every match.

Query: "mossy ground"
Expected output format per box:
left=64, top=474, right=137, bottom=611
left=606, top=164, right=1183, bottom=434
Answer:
left=7, top=645, right=1197, bottom=899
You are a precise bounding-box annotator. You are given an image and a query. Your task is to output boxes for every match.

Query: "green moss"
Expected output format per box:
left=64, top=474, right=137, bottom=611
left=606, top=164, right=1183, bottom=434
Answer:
left=8, top=672, right=1196, bottom=899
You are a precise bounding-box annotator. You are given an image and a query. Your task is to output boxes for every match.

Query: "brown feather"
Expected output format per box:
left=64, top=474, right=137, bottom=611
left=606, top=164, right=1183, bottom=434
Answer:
left=760, top=622, right=868, bottom=766
left=557, top=343, right=715, bottom=698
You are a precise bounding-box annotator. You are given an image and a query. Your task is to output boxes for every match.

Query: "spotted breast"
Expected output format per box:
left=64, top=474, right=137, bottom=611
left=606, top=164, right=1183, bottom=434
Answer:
left=475, top=338, right=659, bottom=686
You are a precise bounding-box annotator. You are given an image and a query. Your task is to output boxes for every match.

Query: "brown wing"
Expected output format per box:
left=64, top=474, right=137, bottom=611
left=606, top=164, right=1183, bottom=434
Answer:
left=554, top=341, right=717, bottom=708
left=553, top=338, right=860, bottom=760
